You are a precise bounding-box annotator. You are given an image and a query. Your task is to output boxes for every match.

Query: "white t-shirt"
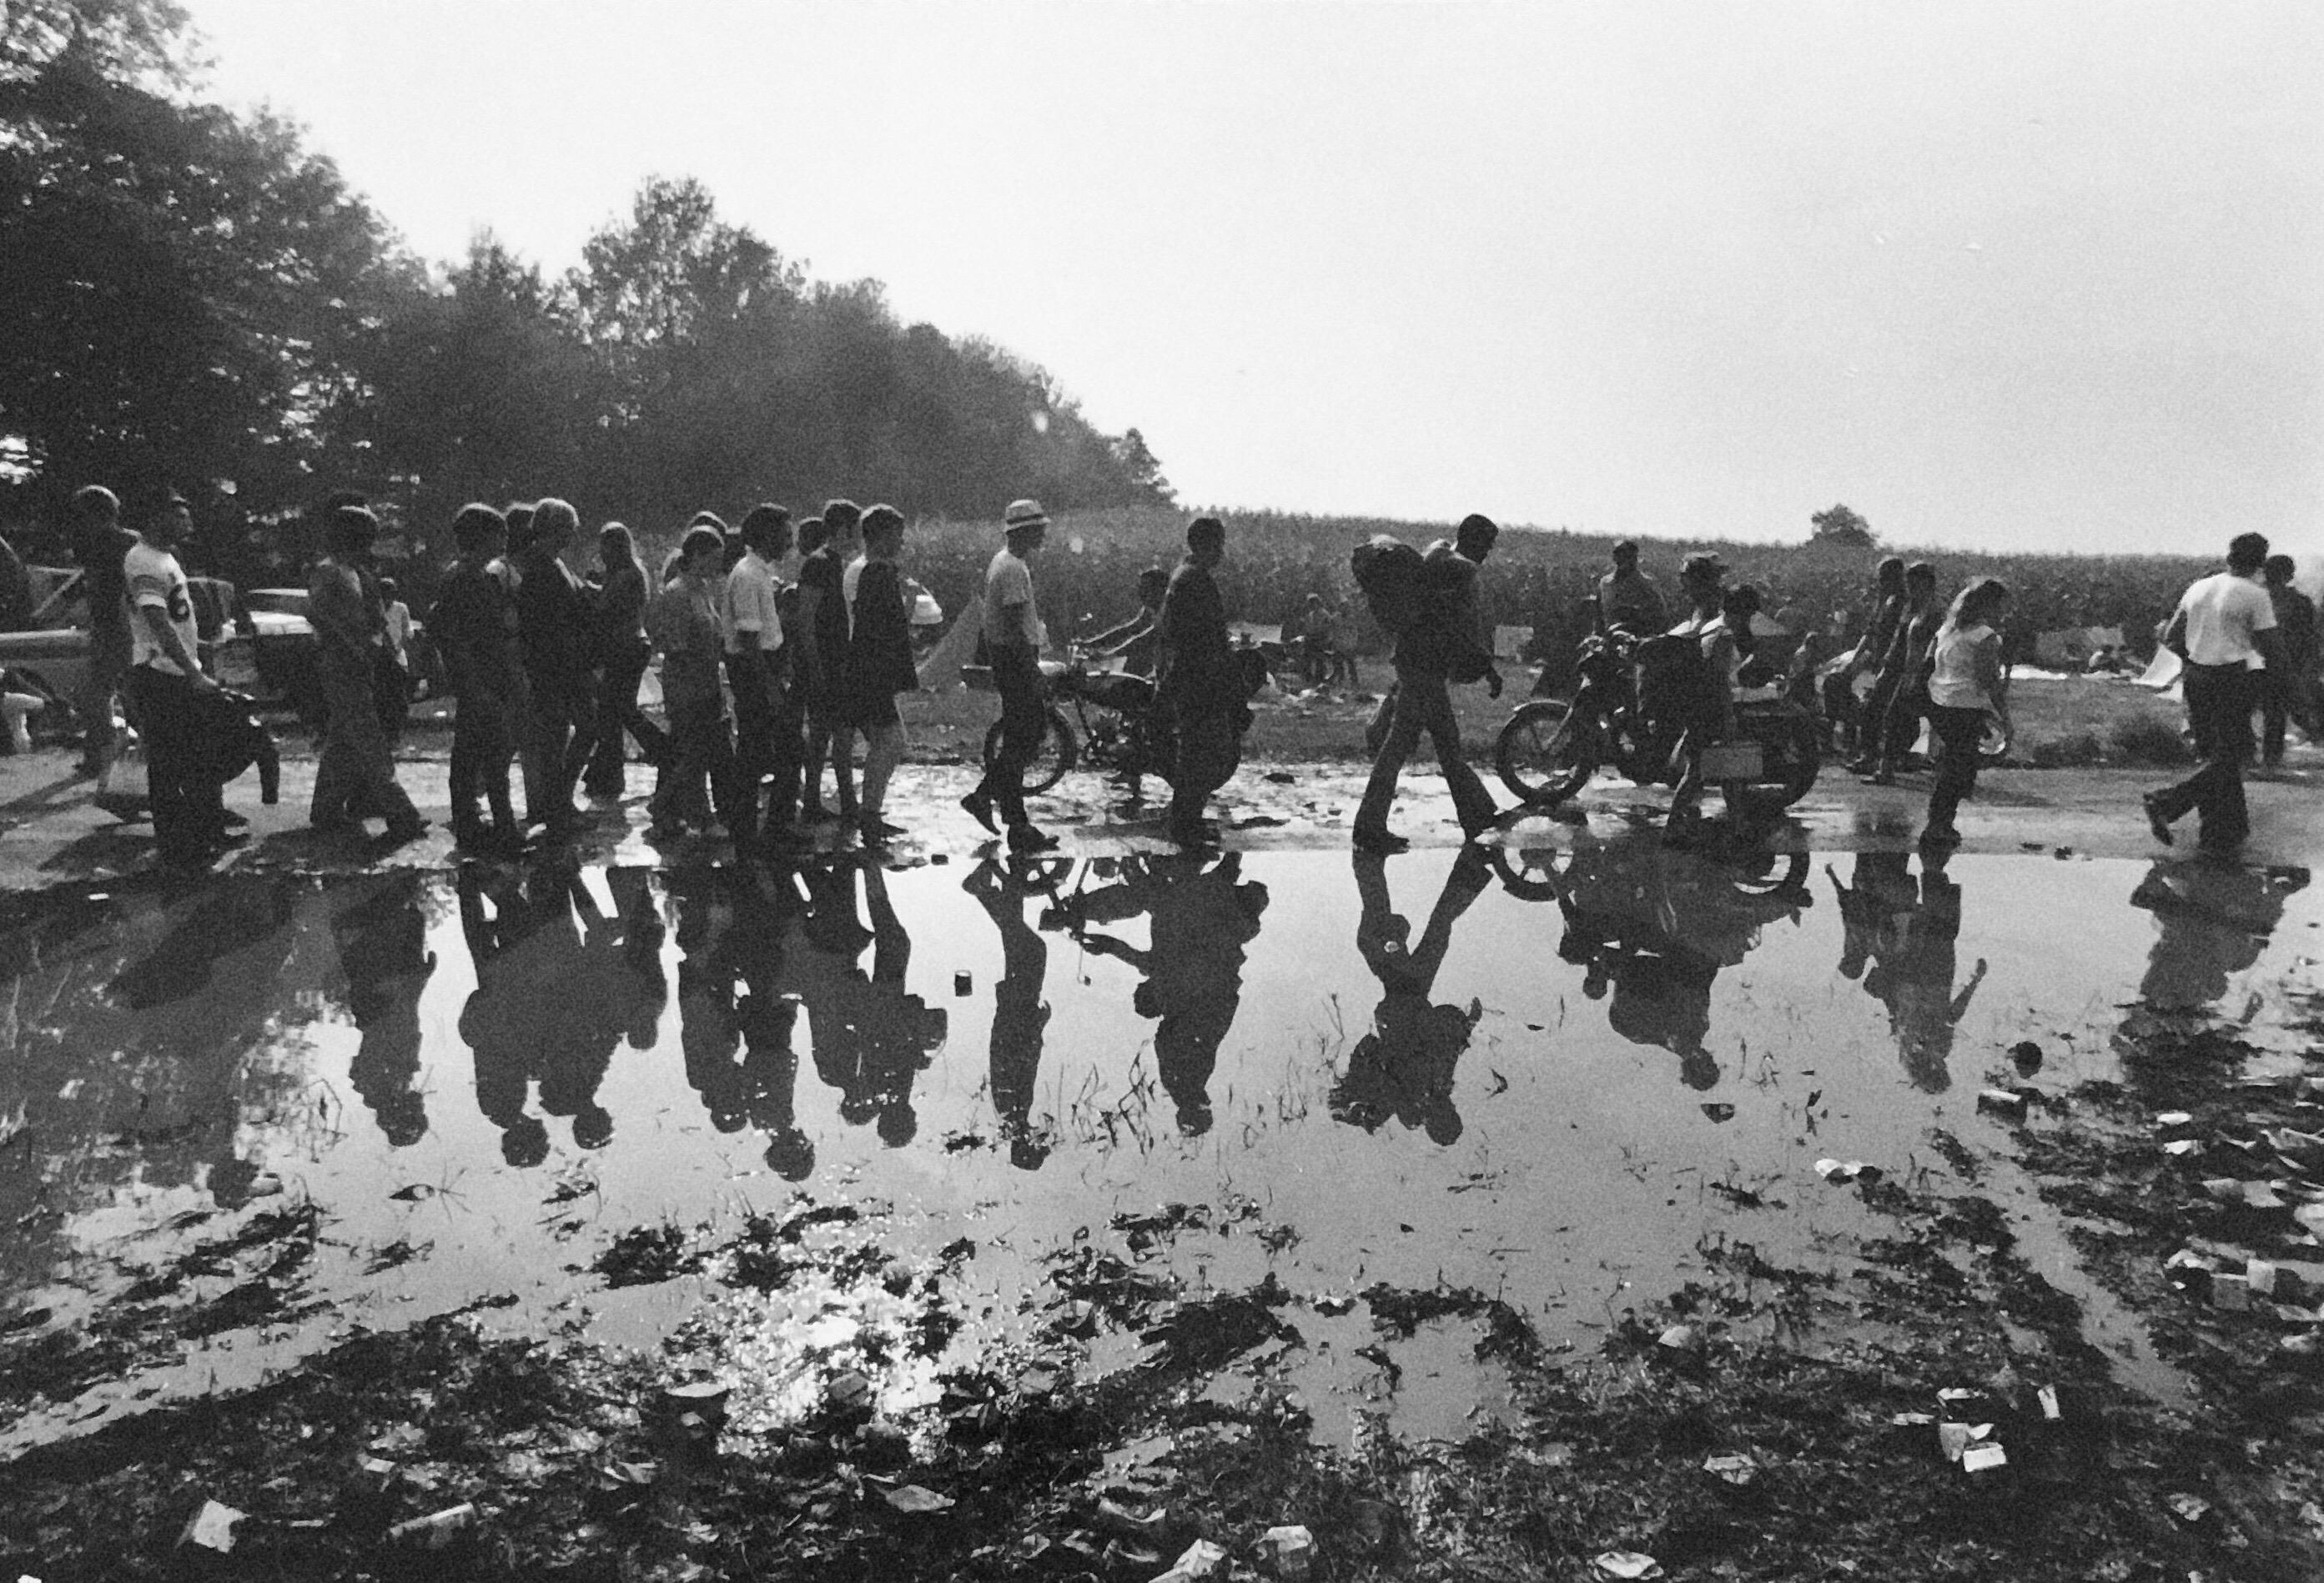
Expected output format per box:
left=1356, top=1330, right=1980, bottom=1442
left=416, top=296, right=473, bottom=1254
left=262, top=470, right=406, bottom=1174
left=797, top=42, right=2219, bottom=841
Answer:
left=124, top=540, right=197, bottom=676
left=2176, top=570, right=2276, bottom=667
left=843, top=554, right=868, bottom=622
left=983, top=546, right=1042, bottom=651
left=1928, top=621, right=1998, bottom=711
left=723, top=551, right=782, bottom=654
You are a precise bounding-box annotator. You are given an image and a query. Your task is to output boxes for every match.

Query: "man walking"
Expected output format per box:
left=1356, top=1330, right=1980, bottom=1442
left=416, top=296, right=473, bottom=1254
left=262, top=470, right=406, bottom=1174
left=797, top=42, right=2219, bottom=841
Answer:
left=309, top=505, right=428, bottom=843
left=2145, top=532, right=2283, bottom=856
left=1597, top=540, right=1666, bottom=636
left=1862, top=561, right=1941, bottom=785
left=724, top=504, right=799, bottom=854
left=2260, top=555, right=2316, bottom=769
left=68, top=484, right=138, bottom=786
left=1843, top=557, right=1908, bottom=772
left=1351, top=512, right=1503, bottom=852
left=123, top=490, right=229, bottom=867
left=514, top=499, right=598, bottom=836
left=960, top=498, right=1059, bottom=852
left=1155, top=516, right=1240, bottom=847
left=430, top=503, right=524, bottom=853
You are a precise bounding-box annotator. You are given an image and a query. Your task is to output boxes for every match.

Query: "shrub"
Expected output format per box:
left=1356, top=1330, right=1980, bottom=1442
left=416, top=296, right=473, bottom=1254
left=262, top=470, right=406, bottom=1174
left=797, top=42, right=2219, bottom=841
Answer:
left=2110, top=715, right=2194, bottom=766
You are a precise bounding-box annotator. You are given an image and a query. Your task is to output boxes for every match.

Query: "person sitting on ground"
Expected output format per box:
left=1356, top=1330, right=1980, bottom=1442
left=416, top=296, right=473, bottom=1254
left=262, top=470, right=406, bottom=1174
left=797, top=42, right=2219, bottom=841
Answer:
left=1084, top=567, right=1171, bottom=676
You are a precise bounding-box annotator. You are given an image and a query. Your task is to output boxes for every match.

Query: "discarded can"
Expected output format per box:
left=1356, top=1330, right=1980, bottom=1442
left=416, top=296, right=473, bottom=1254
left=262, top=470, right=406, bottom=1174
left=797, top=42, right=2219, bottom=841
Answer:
left=1260, top=1525, right=1314, bottom=1577
left=389, top=1503, right=476, bottom=1549
left=954, top=971, right=973, bottom=996
left=1960, top=1442, right=2008, bottom=1476
left=180, top=1499, right=245, bottom=1554
left=1976, top=1088, right=2029, bottom=1120
left=2036, top=1385, right=2063, bottom=1421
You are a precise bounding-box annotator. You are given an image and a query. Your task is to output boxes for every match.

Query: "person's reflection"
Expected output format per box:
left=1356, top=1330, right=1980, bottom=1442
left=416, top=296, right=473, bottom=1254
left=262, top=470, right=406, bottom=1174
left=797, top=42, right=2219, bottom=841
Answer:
left=601, top=866, right=669, bottom=1055
left=1864, top=851, right=1985, bottom=1092
left=727, top=866, right=814, bottom=1178
left=1828, top=851, right=1914, bottom=985
left=332, top=873, right=437, bottom=1146
left=806, top=862, right=947, bottom=1147
left=111, top=873, right=301, bottom=1010
left=455, top=855, right=627, bottom=1163
left=1331, top=848, right=1491, bottom=1143
left=1542, top=834, right=1812, bottom=1090
left=2130, top=859, right=2311, bottom=1012
left=459, top=862, right=549, bottom=1167
left=1049, top=852, right=1269, bottom=1137
left=964, top=855, right=1059, bottom=1168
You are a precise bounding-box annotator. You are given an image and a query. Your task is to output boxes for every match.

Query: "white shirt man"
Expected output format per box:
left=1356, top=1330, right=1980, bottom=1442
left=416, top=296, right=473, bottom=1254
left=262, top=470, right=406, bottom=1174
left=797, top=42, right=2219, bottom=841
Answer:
left=724, top=545, right=783, bottom=655
left=124, top=535, right=199, bottom=676
left=2173, top=569, right=2276, bottom=668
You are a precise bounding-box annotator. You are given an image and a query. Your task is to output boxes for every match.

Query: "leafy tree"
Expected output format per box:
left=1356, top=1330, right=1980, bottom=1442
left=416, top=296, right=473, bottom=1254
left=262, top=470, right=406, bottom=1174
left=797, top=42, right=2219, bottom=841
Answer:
left=1809, top=503, right=1877, bottom=549
left=1110, top=428, right=1174, bottom=505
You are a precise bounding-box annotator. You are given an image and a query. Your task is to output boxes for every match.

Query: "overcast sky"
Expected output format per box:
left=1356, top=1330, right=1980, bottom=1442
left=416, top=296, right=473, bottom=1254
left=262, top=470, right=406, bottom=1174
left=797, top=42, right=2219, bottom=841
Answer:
left=184, top=1, right=2320, bottom=555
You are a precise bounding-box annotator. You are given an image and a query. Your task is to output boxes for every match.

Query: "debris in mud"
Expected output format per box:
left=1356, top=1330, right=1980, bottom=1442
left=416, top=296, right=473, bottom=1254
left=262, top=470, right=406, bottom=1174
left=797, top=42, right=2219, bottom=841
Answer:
left=1592, top=1550, right=1665, bottom=1580
left=1815, top=1158, right=1884, bottom=1184
left=179, top=1498, right=244, bottom=1553
left=1258, top=1523, right=1313, bottom=1575
left=1976, top=1087, right=2030, bottom=1119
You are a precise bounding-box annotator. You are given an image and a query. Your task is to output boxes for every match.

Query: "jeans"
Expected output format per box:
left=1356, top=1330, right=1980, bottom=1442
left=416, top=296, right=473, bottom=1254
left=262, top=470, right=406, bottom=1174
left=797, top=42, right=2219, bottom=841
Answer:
left=314, top=649, right=417, bottom=829
left=724, top=652, right=797, bottom=846
left=651, top=692, right=732, bottom=829
left=125, top=665, right=224, bottom=863
left=586, top=637, right=667, bottom=789
left=2150, top=661, right=2251, bottom=850
left=1924, top=704, right=1985, bottom=832
left=521, top=674, right=594, bottom=823
left=450, top=686, right=518, bottom=837
left=1355, top=661, right=1497, bottom=837
left=1169, top=706, right=1240, bottom=830
left=975, top=646, right=1045, bottom=830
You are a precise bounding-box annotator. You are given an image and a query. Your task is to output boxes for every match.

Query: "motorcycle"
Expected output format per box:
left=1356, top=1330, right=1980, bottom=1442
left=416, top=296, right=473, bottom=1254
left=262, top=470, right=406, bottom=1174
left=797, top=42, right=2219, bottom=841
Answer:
left=1495, top=626, right=1821, bottom=819
left=969, top=644, right=1270, bottom=797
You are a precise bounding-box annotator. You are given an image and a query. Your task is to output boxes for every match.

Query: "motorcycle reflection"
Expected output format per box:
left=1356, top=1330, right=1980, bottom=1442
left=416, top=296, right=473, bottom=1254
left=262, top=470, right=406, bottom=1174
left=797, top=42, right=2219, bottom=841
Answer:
left=1493, top=830, right=1813, bottom=1089
left=2130, top=859, right=2310, bottom=1013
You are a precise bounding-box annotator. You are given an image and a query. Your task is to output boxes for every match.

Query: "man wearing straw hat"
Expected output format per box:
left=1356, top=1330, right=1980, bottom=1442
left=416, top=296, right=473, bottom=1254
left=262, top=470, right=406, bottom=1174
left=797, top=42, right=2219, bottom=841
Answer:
left=960, top=499, right=1060, bottom=852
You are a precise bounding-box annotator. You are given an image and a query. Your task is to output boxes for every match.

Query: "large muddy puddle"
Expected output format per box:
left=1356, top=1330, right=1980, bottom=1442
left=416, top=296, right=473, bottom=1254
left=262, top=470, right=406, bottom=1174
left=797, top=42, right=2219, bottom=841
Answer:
left=5, top=831, right=2317, bottom=1454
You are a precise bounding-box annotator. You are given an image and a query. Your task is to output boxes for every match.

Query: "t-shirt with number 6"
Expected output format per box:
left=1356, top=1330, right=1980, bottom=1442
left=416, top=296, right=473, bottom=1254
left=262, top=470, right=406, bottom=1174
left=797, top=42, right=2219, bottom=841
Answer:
left=124, top=539, right=197, bottom=676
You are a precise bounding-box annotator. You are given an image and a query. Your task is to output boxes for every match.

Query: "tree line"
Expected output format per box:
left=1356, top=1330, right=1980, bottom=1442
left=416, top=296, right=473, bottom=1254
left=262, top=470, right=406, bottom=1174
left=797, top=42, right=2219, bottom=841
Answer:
left=0, top=0, right=1171, bottom=588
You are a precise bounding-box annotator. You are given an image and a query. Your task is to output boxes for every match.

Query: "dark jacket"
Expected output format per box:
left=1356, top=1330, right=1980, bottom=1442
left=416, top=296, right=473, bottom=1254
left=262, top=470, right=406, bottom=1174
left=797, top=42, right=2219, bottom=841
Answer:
left=1156, top=558, right=1236, bottom=713
left=845, top=560, right=918, bottom=706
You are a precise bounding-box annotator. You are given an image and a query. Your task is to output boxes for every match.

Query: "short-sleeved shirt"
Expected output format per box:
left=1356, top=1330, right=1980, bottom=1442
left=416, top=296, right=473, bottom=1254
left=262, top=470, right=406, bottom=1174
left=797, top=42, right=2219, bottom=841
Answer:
left=724, top=551, right=782, bottom=653
left=124, top=540, right=196, bottom=675
left=1157, top=558, right=1235, bottom=709
left=983, top=547, right=1040, bottom=651
left=2176, top=570, right=2276, bottom=667
left=1929, top=622, right=1999, bottom=711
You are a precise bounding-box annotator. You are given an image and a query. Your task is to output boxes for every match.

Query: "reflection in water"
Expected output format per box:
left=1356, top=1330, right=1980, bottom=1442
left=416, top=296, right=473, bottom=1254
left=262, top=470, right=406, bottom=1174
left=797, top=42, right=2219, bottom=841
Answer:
left=333, top=874, right=437, bottom=1147
left=1333, top=848, right=1491, bottom=1143
left=964, top=857, right=1059, bottom=1168
left=1049, top=853, right=1270, bottom=1137
left=673, top=865, right=813, bottom=1179
left=1507, top=832, right=1813, bottom=1090
left=2130, top=859, right=2311, bottom=1012
left=797, top=862, right=946, bottom=1148
left=458, top=857, right=635, bottom=1164
left=1830, top=852, right=1985, bottom=1092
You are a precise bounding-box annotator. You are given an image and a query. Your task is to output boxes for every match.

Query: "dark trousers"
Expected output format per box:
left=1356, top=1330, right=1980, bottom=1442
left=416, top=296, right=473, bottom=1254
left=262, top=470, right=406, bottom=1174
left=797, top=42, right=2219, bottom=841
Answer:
left=2151, top=661, right=2251, bottom=850
left=2260, top=669, right=2311, bottom=764
left=586, top=639, right=667, bottom=788
left=651, top=693, right=732, bottom=829
left=1879, top=677, right=1931, bottom=766
left=1169, top=706, right=1240, bottom=830
left=125, top=665, right=224, bottom=863
left=974, top=645, right=1045, bottom=830
left=450, top=687, right=518, bottom=837
left=521, top=674, right=595, bottom=822
left=803, top=691, right=858, bottom=817
left=724, top=654, right=798, bottom=847
left=1356, top=661, right=1497, bottom=837
left=314, top=650, right=418, bottom=829
left=1924, top=705, right=1985, bottom=832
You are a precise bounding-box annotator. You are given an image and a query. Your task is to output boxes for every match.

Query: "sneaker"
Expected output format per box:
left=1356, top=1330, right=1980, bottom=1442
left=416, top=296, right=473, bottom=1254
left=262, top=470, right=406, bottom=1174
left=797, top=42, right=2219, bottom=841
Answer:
left=2140, top=791, right=2175, bottom=847
left=1351, top=827, right=1409, bottom=854
left=959, top=789, right=998, bottom=834
left=1009, top=824, right=1059, bottom=853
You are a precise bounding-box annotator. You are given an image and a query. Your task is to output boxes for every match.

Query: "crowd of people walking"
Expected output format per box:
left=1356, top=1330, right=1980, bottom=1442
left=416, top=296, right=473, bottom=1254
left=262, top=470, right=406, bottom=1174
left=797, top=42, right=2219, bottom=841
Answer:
left=38, top=480, right=2316, bottom=874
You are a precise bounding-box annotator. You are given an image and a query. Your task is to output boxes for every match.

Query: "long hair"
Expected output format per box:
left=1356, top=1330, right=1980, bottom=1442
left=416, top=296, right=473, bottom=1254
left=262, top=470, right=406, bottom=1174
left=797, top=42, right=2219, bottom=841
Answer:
left=600, top=520, right=647, bottom=586
left=1945, top=576, right=2010, bottom=631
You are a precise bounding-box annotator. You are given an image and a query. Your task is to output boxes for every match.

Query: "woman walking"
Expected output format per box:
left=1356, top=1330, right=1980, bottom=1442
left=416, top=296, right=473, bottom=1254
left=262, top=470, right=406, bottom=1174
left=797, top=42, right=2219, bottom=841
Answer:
left=845, top=505, right=918, bottom=847
left=646, top=525, right=734, bottom=840
left=584, top=521, right=667, bottom=795
left=1919, top=577, right=2011, bottom=848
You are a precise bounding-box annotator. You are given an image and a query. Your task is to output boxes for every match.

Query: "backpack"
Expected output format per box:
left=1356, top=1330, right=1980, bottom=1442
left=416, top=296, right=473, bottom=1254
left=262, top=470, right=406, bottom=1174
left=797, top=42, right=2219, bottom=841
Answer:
left=1350, top=535, right=1426, bottom=637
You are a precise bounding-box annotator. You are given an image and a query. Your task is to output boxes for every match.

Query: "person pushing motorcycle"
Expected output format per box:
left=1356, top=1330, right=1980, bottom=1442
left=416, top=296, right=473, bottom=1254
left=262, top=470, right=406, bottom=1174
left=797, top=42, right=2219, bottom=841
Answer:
left=1659, top=551, right=1743, bottom=842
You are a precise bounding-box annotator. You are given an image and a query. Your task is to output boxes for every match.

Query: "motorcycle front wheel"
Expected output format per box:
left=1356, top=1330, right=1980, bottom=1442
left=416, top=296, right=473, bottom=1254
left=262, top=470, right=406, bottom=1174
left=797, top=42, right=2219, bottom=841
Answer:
left=982, top=706, right=1077, bottom=796
left=1718, top=706, right=1822, bottom=819
left=1497, top=698, right=1595, bottom=807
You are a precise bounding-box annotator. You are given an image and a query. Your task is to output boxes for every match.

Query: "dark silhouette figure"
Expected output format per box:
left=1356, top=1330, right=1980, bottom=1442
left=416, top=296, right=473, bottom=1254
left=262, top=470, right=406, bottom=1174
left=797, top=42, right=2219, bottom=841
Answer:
left=332, top=874, right=438, bottom=1147
left=1332, top=848, right=1492, bottom=1143
left=963, top=855, right=1059, bottom=1167
left=2130, top=859, right=2310, bottom=1012
left=1853, top=852, right=1985, bottom=1092
left=674, top=865, right=815, bottom=1179
left=1049, top=852, right=1270, bottom=1136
